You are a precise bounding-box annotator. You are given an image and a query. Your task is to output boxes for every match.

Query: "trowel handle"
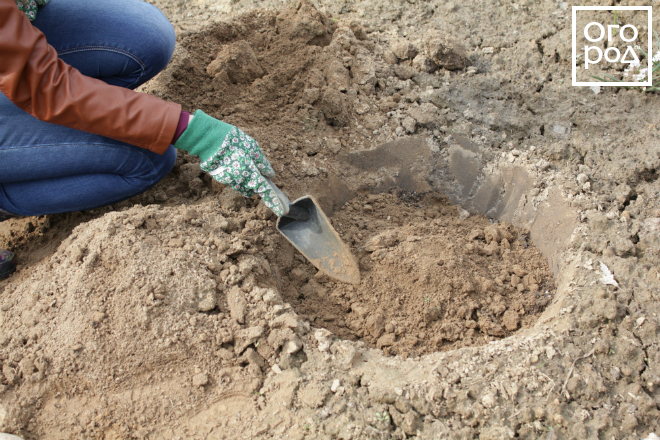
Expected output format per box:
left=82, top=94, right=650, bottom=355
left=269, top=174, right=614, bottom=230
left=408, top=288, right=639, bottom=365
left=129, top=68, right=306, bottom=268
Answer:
left=263, top=177, right=311, bottom=221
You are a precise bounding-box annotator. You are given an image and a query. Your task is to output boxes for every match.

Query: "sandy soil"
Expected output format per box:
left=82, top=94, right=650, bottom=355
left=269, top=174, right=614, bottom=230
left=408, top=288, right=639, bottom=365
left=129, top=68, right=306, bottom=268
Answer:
left=1, top=0, right=660, bottom=439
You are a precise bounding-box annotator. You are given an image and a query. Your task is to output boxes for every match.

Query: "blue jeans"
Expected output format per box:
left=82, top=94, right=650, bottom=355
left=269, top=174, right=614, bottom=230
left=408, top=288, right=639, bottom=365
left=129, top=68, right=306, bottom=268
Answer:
left=0, top=0, right=177, bottom=216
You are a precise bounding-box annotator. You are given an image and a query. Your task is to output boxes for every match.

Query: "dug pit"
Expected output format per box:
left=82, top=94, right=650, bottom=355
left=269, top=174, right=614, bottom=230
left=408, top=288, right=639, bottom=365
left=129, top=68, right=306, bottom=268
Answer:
left=282, top=190, right=555, bottom=357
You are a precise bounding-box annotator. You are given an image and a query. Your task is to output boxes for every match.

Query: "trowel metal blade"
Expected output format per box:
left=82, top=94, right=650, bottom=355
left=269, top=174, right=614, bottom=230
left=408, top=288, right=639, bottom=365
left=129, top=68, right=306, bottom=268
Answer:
left=276, top=195, right=360, bottom=285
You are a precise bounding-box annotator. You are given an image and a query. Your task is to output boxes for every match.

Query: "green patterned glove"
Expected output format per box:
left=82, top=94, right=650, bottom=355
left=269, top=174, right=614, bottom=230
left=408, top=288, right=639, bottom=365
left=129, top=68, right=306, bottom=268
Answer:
left=174, top=110, right=285, bottom=217
left=15, top=0, right=49, bottom=21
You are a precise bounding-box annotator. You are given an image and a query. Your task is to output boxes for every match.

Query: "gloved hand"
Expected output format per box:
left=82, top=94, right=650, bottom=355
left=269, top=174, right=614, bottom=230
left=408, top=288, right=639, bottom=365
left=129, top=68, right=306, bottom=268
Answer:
left=16, top=0, right=50, bottom=21
left=174, top=110, right=285, bottom=217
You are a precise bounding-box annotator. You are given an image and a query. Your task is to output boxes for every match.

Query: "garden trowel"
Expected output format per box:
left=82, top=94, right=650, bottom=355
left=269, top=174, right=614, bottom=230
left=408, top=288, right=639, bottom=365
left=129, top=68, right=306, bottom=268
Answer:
left=264, top=178, right=360, bottom=285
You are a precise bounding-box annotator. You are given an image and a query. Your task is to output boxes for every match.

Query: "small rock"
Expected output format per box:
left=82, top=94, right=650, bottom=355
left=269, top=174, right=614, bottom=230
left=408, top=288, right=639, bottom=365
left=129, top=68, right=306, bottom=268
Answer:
left=383, top=49, right=398, bottom=65
left=502, top=309, right=520, bottom=331
left=243, top=347, right=266, bottom=368
left=391, top=39, right=418, bottom=60
left=401, top=410, right=422, bottom=436
left=283, top=336, right=303, bottom=354
left=302, top=87, right=320, bottom=104
left=348, top=21, right=367, bottom=40
left=600, top=300, right=618, bottom=321
left=412, top=54, right=438, bottom=73
left=227, top=286, right=247, bottom=324
left=272, top=364, right=283, bottom=374
left=376, top=333, right=396, bottom=349
left=315, top=328, right=333, bottom=352
left=408, top=103, right=442, bottom=129
left=262, top=288, right=282, bottom=305
left=512, top=265, right=527, bottom=277
left=299, top=382, right=331, bottom=408
left=319, top=87, right=350, bottom=127
left=424, top=307, right=442, bottom=323
left=402, top=116, right=417, bottom=134
left=331, top=379, right=341, bottom=393
left=533, top=407, right=545, bottom=419
left=365, top=230, right=399, bottom=251
left=192, top=373, right=209, bottom=387
left=219, top=188, right=246, bottom=211
left=392, top=64, right=415, bottom=80
left=484, top=225, right=503, bottom=244
left=2, top=364, right=17, bottom=385
left=270, top=312, right=300, bottom=330
left=366, top=312, right=386, bottom=339
left=325, top=138, right=342, bottom=154
left=178, top=163, right=202, bottom=184
left=91, top=311, right=106, bottom=323
left=207, top=40, right=265, bottom=84
left=197, top=278, right=217, bottom=312
left=18, top=357, right=35, bottom=376
left=235, top=326, right=265, bottom=354
left=325, top=59, right=350, bottom=92
left=423, top=29, right=467, bottom=70
left=338, top=345, right=362, bottom=369
left=482, top=393, right=496, bottom=408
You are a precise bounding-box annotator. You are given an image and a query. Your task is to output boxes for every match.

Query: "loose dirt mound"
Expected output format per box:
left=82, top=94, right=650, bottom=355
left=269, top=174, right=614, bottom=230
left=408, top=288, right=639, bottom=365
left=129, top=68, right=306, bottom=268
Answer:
left=0, top=198, right=313, bottom=438
left=142, top=0, right=471, bottom=198
left=286, top=191, right=553, bottom=356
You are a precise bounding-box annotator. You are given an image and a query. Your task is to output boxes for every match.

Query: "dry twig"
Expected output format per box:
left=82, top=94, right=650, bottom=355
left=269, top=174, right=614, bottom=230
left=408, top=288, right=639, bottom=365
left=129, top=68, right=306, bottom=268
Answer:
left=560, top=349, right=596, bottom=398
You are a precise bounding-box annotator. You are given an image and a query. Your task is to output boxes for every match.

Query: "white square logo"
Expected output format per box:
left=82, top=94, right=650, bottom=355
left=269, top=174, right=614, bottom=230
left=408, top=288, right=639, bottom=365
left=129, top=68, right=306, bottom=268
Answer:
left=572, top=6, right=652, bottom=87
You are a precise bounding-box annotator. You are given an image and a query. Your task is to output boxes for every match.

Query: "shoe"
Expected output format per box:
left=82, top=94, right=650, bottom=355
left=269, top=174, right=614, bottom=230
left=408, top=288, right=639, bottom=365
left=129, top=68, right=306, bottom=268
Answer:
left=0, top=250, right=16, bottom=278
left=0, top=433, right=24, bottom=440
left=0, top=209, right=18, bottom=222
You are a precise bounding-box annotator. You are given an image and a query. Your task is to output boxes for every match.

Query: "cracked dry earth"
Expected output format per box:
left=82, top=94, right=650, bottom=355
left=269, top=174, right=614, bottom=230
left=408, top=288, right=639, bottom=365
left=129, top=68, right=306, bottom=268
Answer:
left=1, top=0, right=660, bottom=439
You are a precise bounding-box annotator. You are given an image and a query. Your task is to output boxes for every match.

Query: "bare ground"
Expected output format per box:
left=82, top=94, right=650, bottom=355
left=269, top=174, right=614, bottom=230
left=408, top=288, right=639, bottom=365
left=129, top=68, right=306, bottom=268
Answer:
left=1, top=0, right=660, bottom=439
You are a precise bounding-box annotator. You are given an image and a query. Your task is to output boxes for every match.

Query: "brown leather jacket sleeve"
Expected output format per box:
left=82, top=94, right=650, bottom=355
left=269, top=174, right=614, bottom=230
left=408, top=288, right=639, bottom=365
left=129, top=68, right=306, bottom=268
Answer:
left=0, top=0, right=180, bottom=154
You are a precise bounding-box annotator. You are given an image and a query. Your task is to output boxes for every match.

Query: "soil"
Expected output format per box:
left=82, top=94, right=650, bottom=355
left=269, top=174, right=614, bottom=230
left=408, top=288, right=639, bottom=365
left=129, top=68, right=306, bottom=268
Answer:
left=288, top=191, right=554, bottom=357
left=1, top=0, right=660, bottom=439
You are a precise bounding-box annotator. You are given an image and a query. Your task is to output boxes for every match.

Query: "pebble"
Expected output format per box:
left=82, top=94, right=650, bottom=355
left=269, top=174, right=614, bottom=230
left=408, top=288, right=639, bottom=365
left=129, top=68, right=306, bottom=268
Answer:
left=391, top=39, right=418, bottom=60
left=331, top=379, right=341, bottom=393
left=227, top=286, right=247, bottom=324
left=192, top=373, right=209, bottom=387
left=402, top=116, right=417, bottom=134
left=315, top=329, right=333, bottom=352
left=482, top=393, right=496, bottom=408
left=283, top=336, right=303, bottom=354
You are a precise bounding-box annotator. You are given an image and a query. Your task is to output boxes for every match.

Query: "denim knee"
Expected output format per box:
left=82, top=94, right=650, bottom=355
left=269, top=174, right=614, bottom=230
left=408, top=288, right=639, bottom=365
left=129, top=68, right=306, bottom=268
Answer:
left=147, top=146, right=177, bottom=187
left=34, top=0, right=177, bottom=89
left=140, top=5, right=176, bottom=81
